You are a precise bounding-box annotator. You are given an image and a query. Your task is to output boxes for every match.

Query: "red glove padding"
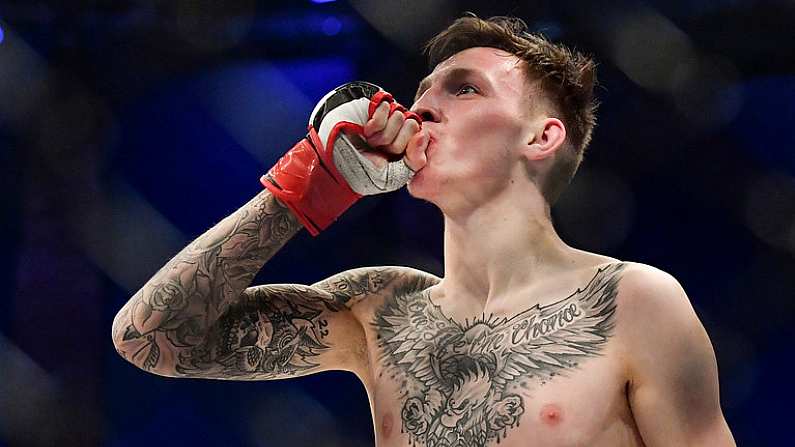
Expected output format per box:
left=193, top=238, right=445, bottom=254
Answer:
left=260, top=82, right=419, bottom=236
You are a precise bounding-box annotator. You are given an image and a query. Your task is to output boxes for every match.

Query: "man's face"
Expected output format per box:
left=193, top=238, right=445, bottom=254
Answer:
left=408, top=47, right=537, bottom=209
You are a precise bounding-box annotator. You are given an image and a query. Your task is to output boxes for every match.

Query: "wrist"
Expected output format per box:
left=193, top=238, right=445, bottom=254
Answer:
left=261, top=126, right=362, bottom=236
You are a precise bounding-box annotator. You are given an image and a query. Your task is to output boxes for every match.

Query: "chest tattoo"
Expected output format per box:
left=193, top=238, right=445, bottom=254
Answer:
left=372, top=263, right=626, bottom=446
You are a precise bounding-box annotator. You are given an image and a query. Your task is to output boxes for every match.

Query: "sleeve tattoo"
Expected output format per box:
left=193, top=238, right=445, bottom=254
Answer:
left=112, top=191, right=302, bottom=375
left=176, top=269, right=402, bottom=379
left=113, top=199, right=414, bottom=379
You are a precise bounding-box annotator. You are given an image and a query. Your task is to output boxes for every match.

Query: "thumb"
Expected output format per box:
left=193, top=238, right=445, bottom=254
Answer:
left=404, top=128, right=429, bottom=172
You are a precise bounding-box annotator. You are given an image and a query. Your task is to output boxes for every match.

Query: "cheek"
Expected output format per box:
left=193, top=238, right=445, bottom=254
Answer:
left=453, top=107, right=525, bottom=148
left=447, top=113, right=523, bottom=173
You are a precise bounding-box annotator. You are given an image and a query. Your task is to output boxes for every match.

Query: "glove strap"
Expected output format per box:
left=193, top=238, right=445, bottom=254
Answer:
left=261, top=88, right=420, bottom=236
left=368, top=91, right=422, bottom=124
left=260, top=126, right=362, bottom=236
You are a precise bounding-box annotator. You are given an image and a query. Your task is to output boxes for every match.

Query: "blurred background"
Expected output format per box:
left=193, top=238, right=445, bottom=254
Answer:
left=0, top=0, right=793, bottom=446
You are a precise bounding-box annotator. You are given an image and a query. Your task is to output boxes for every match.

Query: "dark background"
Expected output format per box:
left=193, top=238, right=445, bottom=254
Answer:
left=1, top=0, right=793, bottom=446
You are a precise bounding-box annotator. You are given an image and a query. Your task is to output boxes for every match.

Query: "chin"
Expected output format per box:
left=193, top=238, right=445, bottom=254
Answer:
left=407, top=170, right=449, bottom=211
left=406, top=169, right=434, bottom=199
left=406, top=179, right=426, bottom=201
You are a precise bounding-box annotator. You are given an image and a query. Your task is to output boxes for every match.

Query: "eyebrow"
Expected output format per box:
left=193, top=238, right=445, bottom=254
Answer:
left=414, top=67, right=484, bottom=102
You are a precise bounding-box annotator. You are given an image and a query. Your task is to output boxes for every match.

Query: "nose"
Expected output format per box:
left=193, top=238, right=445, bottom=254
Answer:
left=411, top=90, right=441, bottom=123
left=417, top=109, right=438, bottom=123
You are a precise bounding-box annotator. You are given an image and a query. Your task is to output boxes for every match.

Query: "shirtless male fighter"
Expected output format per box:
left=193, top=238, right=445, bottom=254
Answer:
left=112, top=15, right=736, bottom=446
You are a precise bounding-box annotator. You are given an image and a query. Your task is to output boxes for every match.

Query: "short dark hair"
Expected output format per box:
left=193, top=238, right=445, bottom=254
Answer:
left=424, top=14, right=598, bottom=205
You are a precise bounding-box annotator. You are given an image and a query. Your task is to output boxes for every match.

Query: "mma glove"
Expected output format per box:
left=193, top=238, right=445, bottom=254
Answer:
left=260, top=81, right=421, bottom=236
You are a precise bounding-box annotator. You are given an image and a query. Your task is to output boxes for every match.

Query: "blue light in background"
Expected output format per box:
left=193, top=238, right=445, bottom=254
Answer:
left=321, top=16, right=342, bottom=36
left=116, top=57, right=354, bottom=236
left=0, top=24, right=4, bottom=44
left=311, top=0, right=336, bottom=4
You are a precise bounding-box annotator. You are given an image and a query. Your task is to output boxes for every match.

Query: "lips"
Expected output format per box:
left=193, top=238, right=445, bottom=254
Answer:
left=425, top=133, right=437, bottom=160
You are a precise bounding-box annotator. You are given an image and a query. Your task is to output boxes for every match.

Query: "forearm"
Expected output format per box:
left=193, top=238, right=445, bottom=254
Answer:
left=111, top=189, right=302, bottom=374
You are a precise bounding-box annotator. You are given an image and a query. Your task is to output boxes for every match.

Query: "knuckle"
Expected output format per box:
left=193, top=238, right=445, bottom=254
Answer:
left=386, top=143, right=403, bottom=154
left=369, top=135, right=386, bottom=147
left=388, top=111, right=404, bottom=125
left=404, top=122, right=420, bottom=136
left=385, top=124, right=400, bottom=139
left=363, top=123, right=378, bottom=138
left=388, top=116, right=405, bottom=133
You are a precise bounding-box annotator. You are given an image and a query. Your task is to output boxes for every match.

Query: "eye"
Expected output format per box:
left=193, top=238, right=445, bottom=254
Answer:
left=456, top=84, right=478, bottom=96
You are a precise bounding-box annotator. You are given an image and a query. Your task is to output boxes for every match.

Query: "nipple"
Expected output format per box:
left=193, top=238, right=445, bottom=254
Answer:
left=539, top=404, right=563, bottom=426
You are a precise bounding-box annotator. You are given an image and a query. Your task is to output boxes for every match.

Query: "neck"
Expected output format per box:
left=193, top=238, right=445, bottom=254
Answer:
left=439, top=182, right=573, bottom=308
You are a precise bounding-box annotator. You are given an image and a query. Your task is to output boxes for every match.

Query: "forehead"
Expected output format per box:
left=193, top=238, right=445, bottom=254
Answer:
left=417, top=47, right=529, bottom=99
left=434, top=46, right=523, bottom=76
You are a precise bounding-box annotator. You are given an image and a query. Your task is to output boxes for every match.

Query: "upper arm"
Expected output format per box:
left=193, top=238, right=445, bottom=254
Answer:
left=619, top=265, right=735, bottom=447
left=144, top=266, right=438, bottom=381
left=194, top=282, right=365, bottom=380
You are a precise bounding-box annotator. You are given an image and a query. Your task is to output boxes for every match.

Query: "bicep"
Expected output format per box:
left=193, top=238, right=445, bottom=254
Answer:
left=621, top=267, right=735, bottom=446
left=628, top=320, right=733, bottom=445
left=118, top=265, right=438, bottom=381
left=168, top=283, right=366, bottom=381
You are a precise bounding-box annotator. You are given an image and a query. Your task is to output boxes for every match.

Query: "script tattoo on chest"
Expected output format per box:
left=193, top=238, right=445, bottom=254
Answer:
left=372, top=263, right=626, bottom=447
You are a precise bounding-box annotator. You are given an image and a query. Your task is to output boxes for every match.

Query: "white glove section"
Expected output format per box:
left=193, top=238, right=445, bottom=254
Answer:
left=311, top=85, right=415, bottom=196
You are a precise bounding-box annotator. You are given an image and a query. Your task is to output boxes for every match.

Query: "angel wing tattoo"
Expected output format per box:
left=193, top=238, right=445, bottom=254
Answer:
left=373, top=262, right=626, bottom=447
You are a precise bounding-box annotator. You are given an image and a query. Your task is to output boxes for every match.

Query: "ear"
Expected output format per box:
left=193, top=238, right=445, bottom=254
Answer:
left=525, top=118, right=566, bottom=161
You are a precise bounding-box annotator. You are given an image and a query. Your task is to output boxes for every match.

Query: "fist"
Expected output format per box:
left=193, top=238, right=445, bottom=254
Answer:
left=362, top=101, right=429, bottom=172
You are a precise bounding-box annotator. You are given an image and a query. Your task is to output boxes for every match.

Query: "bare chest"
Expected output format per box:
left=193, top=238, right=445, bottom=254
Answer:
left=369, top=353, right=638, bottom=447
left=360, top=263, right=643, bottom=447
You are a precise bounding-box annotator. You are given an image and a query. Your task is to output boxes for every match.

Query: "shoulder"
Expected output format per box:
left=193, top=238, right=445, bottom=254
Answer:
left=612, top=261, right=694, bottom=319
left=311, top=265, right=441, bottom=309
left=609, top=264, right=733, bottom=444
left=611, top=262, right=713, bottom=375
